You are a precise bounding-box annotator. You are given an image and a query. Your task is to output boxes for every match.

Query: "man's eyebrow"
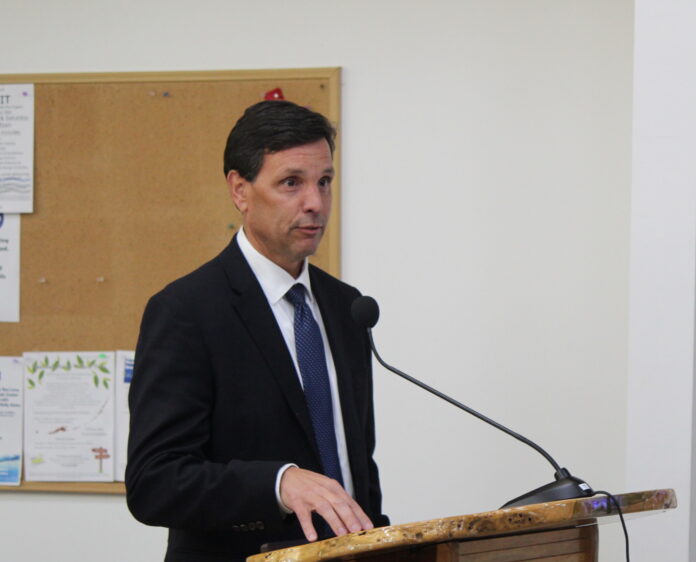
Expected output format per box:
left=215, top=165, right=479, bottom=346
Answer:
left=281, top=167, right=335, bottom=176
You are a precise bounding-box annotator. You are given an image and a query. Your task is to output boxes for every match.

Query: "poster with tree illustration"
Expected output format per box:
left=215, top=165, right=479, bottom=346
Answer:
left=23, top=351, right=115, bottom=481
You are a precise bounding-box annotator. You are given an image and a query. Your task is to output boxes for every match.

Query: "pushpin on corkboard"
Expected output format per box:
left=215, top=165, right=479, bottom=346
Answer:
left=264, top=87, right=285, bottom=101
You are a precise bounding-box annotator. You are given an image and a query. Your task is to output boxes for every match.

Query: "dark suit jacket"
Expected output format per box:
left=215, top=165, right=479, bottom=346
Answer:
left=126, top=236, right=388, bottom=561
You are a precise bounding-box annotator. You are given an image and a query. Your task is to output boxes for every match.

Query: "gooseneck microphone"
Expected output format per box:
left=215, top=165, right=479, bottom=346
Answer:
left=351, top=295, right=594, bottom=508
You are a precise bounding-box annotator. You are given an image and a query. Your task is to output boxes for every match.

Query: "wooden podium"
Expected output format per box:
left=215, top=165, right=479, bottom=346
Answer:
left=248, top=489, right=675, bottom=562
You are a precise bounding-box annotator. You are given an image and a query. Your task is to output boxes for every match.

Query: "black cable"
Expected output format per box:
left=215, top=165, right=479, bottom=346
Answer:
left=366, top=329, right=566, bottom=475
left=593, top=490, right=629, bottom=561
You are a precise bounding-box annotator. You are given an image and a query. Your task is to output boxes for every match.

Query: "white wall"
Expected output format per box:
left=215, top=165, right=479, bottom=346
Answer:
left=1, top=1, right=681, bottom=561
left=627, top=2, right=696, bottom=561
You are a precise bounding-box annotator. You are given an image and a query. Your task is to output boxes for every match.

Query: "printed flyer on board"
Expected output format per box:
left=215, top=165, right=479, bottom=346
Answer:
left=24, top=351, right=115, bottom=481
left=115, top=350, right=134, bottom=482
left=0, top=357, right=23, bottom=485
left=0, top=212, right=20, bottom=322
left=0, top=83, right=34, bottom=214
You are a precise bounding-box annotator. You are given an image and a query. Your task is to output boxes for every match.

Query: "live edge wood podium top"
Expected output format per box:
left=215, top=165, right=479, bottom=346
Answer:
left=247, top=489, right=676, bottom=562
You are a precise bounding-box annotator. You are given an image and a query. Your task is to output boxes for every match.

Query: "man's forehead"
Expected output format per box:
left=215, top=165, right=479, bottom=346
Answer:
left=260, top=140, right=334, bottom=174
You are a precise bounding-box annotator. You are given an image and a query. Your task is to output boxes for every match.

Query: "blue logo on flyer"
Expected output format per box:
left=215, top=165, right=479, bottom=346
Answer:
left=124, top=358, right=134, bottom=383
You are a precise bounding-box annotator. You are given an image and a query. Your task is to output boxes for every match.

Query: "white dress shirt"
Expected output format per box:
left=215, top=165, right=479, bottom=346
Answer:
left=236, top=228, right=355, bottom=510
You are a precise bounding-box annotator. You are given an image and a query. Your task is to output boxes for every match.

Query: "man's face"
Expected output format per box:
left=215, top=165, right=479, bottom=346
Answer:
left=228, top=139, right=334, bottom=277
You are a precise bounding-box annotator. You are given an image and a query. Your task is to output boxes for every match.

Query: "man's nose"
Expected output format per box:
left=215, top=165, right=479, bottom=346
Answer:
left=301, top=183, right=324, bottom=213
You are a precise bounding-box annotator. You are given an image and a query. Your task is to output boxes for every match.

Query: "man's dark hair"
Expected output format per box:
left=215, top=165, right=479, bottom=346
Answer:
left=223, top=100, right=336, bottom=180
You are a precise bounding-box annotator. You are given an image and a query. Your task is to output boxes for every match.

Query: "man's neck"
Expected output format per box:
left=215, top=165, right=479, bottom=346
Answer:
left=238, top=227, right=305, bottom=280
left=241, top=227, right=302, bottom=278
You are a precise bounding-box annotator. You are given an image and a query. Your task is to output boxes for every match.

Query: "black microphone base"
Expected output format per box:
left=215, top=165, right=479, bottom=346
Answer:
left=502, top=475, right=594, bottom=508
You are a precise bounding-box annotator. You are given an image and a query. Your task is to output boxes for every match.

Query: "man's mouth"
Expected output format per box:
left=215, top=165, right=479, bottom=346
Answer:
left=294, top=224, right=324, bottom=235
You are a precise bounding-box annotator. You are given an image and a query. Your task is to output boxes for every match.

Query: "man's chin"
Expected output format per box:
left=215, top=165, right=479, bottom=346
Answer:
left=294, top=238, right=323, bottom=261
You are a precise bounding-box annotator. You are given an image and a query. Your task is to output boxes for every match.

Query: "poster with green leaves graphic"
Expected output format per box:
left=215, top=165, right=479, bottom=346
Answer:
left=23, top=351, right=115, bottom=481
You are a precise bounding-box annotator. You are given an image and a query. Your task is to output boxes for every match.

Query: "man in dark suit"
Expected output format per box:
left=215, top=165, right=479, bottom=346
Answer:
left=126, top=101, right=388, bottom=561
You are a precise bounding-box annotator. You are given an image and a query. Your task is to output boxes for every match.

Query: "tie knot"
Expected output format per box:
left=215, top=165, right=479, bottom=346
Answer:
left=285, top=284, right=307, bottom=308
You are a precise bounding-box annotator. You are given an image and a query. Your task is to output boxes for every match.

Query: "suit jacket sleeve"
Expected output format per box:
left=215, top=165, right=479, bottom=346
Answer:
left=125, top=288, right=288, bottom=533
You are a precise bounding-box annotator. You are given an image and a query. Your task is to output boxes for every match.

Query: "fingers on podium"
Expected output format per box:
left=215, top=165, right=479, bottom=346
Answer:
left=279, top=467, right=374, bottom=541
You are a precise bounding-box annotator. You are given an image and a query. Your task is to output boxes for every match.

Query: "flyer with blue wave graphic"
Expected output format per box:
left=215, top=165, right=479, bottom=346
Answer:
left=0, top=84, right=34, bottom=213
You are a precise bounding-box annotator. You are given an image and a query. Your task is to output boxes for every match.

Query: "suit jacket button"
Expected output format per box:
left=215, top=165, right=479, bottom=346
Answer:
left=257, top=521, right=265, bottom=530
left=240, top=524, right=248, bottom=532
left=232, top=525, right=239, bottom=533
left=249, top=522, right=256, bottom=531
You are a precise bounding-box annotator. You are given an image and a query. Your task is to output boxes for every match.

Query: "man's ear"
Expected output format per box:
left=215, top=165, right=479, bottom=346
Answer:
left=226, top=170, right=249, bottom=214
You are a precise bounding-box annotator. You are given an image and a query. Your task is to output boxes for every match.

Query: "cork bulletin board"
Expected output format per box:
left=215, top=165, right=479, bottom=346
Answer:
left=0, top=68, right=341, bottom=494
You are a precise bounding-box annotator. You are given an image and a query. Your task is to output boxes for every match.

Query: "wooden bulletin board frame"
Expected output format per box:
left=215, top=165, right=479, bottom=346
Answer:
left=0, top=67, right=341, bottom=494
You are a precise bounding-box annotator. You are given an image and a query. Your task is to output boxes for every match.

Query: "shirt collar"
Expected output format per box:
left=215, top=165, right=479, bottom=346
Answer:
left=237, top=227, right=313, bottom=306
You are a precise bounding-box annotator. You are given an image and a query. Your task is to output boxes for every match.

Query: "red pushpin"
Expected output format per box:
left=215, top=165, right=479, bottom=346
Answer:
left=264, top=87, right=285, bottom=101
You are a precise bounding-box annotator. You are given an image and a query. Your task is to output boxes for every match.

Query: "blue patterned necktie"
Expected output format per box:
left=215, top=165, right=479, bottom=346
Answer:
left=285, top=284, right=343, bottom=486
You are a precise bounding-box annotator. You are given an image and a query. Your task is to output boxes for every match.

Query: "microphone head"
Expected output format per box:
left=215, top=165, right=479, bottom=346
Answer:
left=351, top=296, right=380, bottom=328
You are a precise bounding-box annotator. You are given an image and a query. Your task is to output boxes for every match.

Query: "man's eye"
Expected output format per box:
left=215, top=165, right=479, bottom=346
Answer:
left=319, top=177, right=333, bottom=188
left=283, top=177, right=298, bottom=187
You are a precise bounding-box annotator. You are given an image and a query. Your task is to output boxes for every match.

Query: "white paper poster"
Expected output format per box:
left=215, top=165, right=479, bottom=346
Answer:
left=0, top=357, right=23, bottom=486
left=0, top=84, right=34, bottom=214
left=114, top=350, right=134, bottom=482
left=24, top=351, right=115, bottom=481
left=0, top=212, right=20, bottom=322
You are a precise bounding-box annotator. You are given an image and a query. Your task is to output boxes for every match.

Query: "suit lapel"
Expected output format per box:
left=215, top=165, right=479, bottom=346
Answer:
left=311, top=268, right=368, bottom=503
left=217, top=237, right=321, bottom=464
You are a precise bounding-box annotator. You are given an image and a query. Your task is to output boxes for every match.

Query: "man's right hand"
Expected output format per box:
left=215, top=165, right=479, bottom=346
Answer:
left=279, top=466, right=374, bottom=542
